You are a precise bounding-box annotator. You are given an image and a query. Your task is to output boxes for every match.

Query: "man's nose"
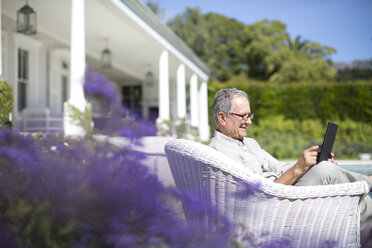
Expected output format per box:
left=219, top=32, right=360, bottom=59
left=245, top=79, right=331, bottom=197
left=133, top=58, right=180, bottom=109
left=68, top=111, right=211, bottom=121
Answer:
left=244, top=118, right=252, bottom=125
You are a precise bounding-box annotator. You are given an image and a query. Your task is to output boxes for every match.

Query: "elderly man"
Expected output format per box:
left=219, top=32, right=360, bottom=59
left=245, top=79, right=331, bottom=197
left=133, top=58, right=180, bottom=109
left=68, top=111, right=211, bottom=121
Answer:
left=209, top=88, right=372, bottom=246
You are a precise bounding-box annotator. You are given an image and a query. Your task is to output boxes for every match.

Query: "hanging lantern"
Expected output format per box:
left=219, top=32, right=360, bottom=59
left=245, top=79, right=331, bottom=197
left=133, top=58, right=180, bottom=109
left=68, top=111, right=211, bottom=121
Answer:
left=101, top=48, right=112, bottom=69
left=145, top=71, right=154, bottom=87
left=101, top=39, right=112, bottom=69
left=17, top=1, right=37, bottom=35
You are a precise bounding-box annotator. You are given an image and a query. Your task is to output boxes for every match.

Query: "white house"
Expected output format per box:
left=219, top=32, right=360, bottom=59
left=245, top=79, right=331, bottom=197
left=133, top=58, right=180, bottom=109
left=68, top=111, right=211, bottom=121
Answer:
left=0, top=0, right=210, bottom=141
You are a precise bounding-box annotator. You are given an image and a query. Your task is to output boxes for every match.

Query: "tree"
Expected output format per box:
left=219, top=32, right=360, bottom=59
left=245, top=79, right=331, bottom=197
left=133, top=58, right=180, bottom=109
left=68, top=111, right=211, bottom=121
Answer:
left=167, top=8, right=336, bottom=82
left=168, top=8, right=249, bottom=81
left=286, top=35, right=310, bottom=58
left=244, top=19, right=290, bottom=80
left=286, top=35, right=335, bottom=61
left=336, top=67, right=372, bottom=81
left=145, top=0, right=165, bottom=20
left=267, top=35, right=336, bottom=83
left=269, top=58, right=336, bottom=83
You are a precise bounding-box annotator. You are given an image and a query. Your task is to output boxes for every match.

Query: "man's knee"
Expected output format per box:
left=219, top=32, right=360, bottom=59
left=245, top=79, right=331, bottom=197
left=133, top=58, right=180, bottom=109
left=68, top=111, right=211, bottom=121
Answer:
left=295, top=161, right=339, bottom=186
left=310, top=161, right=338, bottom=175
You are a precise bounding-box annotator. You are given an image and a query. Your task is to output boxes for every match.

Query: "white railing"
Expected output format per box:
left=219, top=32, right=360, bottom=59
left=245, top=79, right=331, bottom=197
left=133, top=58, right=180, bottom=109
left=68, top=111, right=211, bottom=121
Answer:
left=22, top=108, right=63, bottom=132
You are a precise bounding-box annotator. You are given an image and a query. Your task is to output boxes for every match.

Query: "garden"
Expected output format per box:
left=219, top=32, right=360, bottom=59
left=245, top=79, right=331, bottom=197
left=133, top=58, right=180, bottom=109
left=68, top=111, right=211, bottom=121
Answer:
left=208, top=80, right=372, bottom=160
left=1, top=69, right=371, bottom=247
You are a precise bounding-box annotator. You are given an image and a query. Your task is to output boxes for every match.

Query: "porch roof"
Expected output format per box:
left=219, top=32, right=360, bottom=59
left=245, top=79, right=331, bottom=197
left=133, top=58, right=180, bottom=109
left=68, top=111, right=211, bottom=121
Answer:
left=120, top=0, right=210, bottom=75
left=1, top=0, right=209, bottom=83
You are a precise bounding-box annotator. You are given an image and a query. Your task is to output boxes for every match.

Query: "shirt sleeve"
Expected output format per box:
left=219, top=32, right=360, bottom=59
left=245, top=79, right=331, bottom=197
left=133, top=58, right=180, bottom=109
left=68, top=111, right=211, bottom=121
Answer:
left=261, top=149, right=293, bottom=179
left=247, top=138, right=293, bottom=180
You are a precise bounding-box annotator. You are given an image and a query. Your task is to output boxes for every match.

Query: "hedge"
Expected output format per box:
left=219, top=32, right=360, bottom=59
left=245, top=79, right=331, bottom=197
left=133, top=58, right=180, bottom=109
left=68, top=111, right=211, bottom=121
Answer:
left=248, top=116, right=372, bottom=159
left=208, top=81, right=372, bottom=159
left=209, top=80, right=372, bottom=123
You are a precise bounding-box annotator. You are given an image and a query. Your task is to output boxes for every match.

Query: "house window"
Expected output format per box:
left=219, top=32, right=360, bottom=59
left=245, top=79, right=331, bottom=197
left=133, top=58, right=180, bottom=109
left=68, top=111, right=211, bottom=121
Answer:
left=149, top=107, right=158, bottom=122
left=18, top=48, right=29, bottom=112
left=61, top=75, right=68, bottom=106
left=122, top=85, right=142, bottom=119
left=90, top=96, right=110, bottom=117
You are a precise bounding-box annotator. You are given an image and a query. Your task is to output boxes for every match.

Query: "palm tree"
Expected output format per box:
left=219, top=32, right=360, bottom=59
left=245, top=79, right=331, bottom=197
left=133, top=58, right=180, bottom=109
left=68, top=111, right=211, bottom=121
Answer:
left=286, top=35, right=310, bottom=58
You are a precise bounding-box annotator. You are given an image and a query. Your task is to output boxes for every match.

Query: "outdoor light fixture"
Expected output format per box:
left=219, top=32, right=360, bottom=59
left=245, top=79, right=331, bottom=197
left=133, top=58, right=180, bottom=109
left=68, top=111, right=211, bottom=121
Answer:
left=101, top=39, right=112, bottom=69
left=17, top=0, right=37, bottom=35
left=145, top=70, right=154, bottom=87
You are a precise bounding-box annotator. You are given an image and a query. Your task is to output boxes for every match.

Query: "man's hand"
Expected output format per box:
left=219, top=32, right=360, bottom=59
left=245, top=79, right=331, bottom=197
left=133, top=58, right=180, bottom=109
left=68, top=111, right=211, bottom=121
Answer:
left=327, top=152, right=338, bottom=165
left=296, top=145, right=320, bottom=174
left=274, top=146, right=319, bottom=185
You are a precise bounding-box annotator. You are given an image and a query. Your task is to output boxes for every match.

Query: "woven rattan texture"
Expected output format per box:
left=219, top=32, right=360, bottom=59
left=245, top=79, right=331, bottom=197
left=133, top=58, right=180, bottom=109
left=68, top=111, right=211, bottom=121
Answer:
left=165, top=139, right=369, bottom=247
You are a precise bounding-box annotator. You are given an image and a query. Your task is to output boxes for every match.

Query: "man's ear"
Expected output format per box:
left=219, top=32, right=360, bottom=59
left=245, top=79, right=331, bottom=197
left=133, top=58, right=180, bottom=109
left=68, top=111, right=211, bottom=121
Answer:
left=217, top=112, right=227, bottom=126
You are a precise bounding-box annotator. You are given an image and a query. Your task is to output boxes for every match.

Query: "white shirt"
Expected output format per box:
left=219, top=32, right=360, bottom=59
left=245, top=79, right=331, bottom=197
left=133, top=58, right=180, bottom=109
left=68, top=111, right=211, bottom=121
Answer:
left=209, top=130, right=293, bottom=181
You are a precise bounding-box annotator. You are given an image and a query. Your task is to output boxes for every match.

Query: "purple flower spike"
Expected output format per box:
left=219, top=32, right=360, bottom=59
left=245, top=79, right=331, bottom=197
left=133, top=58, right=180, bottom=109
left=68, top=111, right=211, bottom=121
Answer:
left=84, top=67, right=118, bottom=104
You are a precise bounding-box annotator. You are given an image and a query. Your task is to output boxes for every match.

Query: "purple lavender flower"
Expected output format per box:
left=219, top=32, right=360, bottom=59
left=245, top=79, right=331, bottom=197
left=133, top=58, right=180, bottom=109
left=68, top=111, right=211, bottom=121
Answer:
left=84, top=67, right=117, bottom=104
left=83, top=69, right=157, bottom=137
left=234, top=179, right=262, bottom=199
left=0, top=128, right=232, bottom=247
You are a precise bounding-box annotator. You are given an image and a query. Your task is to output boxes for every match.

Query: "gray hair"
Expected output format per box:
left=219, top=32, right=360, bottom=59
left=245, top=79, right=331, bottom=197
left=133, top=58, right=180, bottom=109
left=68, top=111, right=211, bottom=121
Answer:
left=212, top=88, right=249, bottom=126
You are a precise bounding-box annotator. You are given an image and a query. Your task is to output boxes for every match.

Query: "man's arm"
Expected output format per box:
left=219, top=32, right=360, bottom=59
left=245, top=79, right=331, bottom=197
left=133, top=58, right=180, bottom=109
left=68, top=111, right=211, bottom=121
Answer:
left=274, top=146, right=319, bottom=185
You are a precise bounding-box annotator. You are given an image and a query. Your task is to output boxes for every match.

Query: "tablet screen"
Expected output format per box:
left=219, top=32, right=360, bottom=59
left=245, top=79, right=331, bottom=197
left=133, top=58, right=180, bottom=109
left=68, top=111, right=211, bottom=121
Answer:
left=317, top=122, right=338, bottom=163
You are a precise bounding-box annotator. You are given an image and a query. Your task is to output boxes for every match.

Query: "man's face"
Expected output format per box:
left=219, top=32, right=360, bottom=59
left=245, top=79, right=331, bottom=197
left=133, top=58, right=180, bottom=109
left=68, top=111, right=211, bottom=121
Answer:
left=219, top=96, right=252, bottom=140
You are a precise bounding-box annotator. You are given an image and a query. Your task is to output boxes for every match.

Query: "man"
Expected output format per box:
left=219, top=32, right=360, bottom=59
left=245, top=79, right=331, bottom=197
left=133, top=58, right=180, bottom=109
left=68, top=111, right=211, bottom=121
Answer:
left=209, top=88, right=372, bottom=246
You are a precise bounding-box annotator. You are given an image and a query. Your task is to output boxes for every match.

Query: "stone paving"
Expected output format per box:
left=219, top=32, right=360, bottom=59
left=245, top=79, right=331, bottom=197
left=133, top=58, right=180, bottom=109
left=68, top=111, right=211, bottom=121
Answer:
left=102, top=135, right=176, bottom=186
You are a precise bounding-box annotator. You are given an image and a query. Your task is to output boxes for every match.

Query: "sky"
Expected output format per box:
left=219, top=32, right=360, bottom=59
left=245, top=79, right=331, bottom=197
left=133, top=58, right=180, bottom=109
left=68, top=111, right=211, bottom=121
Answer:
left=153, top=0, right=372, bottom=63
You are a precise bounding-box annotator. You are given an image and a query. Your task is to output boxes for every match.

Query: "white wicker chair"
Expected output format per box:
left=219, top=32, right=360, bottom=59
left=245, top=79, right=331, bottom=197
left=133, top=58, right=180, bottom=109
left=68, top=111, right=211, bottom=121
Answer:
left=165, top=139, right=370, bottom=247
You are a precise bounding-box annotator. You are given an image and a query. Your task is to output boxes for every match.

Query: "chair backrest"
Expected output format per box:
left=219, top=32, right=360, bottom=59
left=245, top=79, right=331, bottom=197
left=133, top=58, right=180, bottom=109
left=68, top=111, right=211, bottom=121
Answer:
left=165, top=138, right=252, bottom=239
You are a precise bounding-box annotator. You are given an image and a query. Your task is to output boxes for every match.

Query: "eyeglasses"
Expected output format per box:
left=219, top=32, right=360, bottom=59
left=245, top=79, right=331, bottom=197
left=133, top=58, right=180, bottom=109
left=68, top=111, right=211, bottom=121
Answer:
left=230, top=112, right=254, bottom=121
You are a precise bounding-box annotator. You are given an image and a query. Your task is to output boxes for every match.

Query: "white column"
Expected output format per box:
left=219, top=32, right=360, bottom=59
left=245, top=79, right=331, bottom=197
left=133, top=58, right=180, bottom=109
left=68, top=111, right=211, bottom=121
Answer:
left=198, top=80, right=210, bottom=141
left=69, top=0, right=86, bottom=109
left=176, top=63, right=186, bottom=120
left=190, top=74, right=199, bottom=127
left=158, top=50, right=169, bottom=120
left=64, top=0, right=87, bottom=136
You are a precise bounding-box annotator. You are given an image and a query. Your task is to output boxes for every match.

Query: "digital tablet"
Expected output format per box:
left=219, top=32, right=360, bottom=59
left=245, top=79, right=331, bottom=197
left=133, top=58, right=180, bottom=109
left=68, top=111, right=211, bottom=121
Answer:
left=317, top=122, right=338, bottom=163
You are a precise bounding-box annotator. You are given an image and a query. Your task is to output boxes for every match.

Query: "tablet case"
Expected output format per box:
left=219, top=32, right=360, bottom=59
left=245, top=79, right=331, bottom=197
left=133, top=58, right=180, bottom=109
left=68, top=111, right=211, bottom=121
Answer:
left=317, top=122, right=338, bottom=163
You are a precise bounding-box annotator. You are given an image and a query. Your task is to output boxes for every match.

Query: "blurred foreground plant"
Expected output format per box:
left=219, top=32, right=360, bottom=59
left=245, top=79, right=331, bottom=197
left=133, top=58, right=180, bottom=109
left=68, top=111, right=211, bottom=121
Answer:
left=0, top=129, right=232, bottom=247
left=0, top=125, right=342, bottom=247
left=83, top=67, right=157, bottom=137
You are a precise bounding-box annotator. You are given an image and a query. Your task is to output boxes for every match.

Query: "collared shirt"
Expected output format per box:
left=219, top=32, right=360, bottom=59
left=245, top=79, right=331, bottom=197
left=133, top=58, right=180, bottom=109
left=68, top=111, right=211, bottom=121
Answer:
left=209, top=130, right=293, bottom=181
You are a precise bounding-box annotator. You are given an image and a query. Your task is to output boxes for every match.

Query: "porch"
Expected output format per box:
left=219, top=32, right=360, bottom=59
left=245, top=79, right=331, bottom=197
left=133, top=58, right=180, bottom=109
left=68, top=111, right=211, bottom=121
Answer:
left=1, top=0, right=210, bottom=140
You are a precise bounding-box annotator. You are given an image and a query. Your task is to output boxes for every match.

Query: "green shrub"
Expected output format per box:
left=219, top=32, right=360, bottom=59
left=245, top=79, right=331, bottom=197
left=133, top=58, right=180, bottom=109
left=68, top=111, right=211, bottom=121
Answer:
left=247, top=116, right=321, bottom=159
left=209, top=80, right=372, bottom=123
left=208, top=80, right=372, bottom=159
left=65, top=103, right=93, bottom=136
left=247, top=116, right=372, bottom=159
left=175, top=119, right=199, bottom=140
left=0, top=79, right=14, bottom=126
